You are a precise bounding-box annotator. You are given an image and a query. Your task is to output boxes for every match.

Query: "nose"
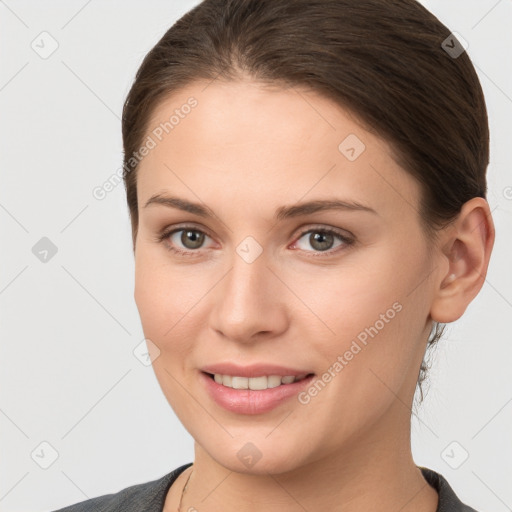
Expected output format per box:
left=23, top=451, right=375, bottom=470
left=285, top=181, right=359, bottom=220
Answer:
left=209, top=245, right=288, bottom=344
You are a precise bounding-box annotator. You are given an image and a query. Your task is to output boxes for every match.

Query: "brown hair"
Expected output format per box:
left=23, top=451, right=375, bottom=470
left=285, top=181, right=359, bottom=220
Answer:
left=122, top=0, right=489, bottom=404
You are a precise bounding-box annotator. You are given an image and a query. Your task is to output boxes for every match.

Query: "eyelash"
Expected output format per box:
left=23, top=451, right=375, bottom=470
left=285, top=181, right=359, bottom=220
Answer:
left=155, top=224, right=355, bottom=258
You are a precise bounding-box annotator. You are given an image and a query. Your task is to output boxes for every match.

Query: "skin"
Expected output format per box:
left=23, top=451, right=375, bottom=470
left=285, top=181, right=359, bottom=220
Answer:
left=132, top=79, right=495, bottom=512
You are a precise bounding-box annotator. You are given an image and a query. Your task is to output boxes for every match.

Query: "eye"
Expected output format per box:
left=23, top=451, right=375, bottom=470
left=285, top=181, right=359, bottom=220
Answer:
left=156, top=224, right=354, bottom=257
left=292, top=227, right=354, bottom=254
left=157, top=225, right=214, bottom=255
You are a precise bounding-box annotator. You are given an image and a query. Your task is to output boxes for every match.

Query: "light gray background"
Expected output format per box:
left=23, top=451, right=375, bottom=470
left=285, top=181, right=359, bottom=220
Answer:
left=0, top=1, right=510, bottom=511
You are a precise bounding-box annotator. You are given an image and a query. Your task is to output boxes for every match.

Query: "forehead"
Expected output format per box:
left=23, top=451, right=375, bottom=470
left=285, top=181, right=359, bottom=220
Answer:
left=136, top=79, right=420, bottom=221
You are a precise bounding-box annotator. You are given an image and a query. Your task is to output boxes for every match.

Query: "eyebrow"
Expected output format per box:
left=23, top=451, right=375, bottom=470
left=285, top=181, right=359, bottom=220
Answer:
left=143, top=193, right=378, bottom=220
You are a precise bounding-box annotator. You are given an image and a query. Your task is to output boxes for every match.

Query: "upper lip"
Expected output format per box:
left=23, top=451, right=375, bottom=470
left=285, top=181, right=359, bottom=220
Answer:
left=201, top=363, right=315, bottom=378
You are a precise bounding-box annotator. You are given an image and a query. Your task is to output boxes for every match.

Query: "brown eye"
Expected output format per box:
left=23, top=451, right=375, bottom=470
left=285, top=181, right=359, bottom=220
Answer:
left=308, top=232, right=335, bottom=251
left=177, top=229, right=205, bottom=250
left=157, top=226, right=214, bottom=255
left=294, top=228, right=353, bottom=254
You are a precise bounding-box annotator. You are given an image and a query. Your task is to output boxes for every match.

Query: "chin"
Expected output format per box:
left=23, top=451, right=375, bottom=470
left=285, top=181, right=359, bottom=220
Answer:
left=198, top=435, right=310, bottom=476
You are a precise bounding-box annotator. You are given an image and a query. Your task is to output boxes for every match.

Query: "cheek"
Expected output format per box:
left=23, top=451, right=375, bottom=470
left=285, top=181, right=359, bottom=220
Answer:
left=300, top=277, right=407, bottom=381
left=134, top=249, right=187, bottom=342
left=134, top=247, right=216, bottom=365
left=295, top=278, right=422, bottom=449
left=134, top=257, right=197, bottom=415
left=297, top=240, right=428, bottom=383
left=295, top=256, right=403, bottom=339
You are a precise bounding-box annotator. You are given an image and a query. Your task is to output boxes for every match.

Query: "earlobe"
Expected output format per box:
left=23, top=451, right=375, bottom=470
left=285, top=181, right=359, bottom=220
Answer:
left=430, top=197, right=495, bottom=323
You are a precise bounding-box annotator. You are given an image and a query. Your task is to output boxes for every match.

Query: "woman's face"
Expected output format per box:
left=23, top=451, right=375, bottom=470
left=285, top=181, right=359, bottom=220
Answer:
left=134, top=79, right=439, bottom=474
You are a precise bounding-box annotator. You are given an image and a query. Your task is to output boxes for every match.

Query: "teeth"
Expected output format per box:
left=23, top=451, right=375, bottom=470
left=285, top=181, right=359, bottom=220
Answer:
left=212, top=373, right=309, bottom=390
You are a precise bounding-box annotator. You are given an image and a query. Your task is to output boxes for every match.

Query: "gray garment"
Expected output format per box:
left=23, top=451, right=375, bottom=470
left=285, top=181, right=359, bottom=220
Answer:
left=51, top=464, right=480, bottom=512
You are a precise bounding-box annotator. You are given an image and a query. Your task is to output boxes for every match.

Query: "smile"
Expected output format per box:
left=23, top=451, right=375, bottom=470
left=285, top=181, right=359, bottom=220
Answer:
left=201, top=371, right=317, bottom=415
left=209, top=373, right=312, bottom=390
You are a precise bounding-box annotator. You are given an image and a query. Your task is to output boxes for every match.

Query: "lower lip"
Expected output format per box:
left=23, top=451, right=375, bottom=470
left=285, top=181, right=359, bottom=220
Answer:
left=200, top=371, right=316, bottom=415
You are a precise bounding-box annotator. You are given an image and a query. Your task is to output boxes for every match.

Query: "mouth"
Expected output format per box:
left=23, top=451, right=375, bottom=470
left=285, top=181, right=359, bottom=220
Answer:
left=200, top=370, right=317, bottom=415
left=203, top=371, right=316, bottom=390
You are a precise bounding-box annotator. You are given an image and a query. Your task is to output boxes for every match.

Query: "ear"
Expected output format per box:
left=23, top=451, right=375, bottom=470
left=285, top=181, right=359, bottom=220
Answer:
left=430, top=197, right=495, bottom=323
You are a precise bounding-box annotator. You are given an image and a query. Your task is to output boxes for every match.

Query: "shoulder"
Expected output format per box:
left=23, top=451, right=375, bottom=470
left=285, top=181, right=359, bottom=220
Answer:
left=419, top=466, right=481, bottom=512
left=51, top=463, right=193, bottom=512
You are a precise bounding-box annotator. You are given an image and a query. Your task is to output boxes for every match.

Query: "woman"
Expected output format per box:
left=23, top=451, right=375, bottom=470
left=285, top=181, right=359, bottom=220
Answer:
left=54, top=0, right=494, bottom=510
